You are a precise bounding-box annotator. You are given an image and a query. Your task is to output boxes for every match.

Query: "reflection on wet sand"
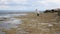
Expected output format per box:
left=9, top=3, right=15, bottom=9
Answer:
left=0, top=14, right=27, bottom=30
left=0, top=18, right=22, bottom=30
left=0, top=30, right=5, bottom=34
left=0, top=14, right=27, bottom=34
left=0, top=13, right=60, bottom=34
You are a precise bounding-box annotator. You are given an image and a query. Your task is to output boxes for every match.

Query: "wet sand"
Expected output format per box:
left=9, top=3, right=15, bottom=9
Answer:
left=0, top=12, right=60, bottom=34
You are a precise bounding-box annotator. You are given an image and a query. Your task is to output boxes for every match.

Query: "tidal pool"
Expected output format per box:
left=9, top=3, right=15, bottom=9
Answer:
left=0, top=13, right=27, bottom=30
left=54, top=31, right=60, bottom=34
left=0, top=31, right=5, bottom=34
left=0, top=14, right=27, bottom=34
left=0, top=18, right=22, bottom=30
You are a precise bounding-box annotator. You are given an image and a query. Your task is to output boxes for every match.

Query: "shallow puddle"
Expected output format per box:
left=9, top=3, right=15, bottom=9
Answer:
left=0, top=14, right=28, bottom=34
left=54, top=31, right=60, bottom=34
left=0, top=14, right=26, bottom=30
left=0, top=18, right=22, bottom=30
left=0, top=31, right=6, bottom=34
left=0, top=14, right=27, bottom=30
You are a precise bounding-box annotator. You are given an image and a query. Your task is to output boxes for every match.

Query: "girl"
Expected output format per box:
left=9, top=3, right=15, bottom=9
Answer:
left=35, top=9, right=40, bottom=16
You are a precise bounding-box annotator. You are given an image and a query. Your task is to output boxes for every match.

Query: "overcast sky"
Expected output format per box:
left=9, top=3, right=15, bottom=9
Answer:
left=0, top=0, right=60, bottom=11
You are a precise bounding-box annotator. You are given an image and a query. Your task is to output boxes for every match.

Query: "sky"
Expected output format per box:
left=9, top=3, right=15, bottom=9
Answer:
left=0, top=0, right=60, bottom=11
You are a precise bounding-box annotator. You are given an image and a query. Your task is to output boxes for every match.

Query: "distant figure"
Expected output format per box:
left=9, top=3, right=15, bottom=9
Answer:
left=35, top=9, right=40, bottom=16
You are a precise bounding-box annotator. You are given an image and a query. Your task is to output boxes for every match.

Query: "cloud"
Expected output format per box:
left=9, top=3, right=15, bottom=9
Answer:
left=12, top=0, right=27, bottom=4
left=38, top=0, right=60, bottom=4
left=0, top=0, right=60, bottom=11
left=0, top=5, right=27, bottom=10
left=0, top=5, right=10, bottom=10
left=0, top=0, right=29, bottom=10
left=0, top=0, right=28, bottom=5
left=37, top=0, right=60, bottom=9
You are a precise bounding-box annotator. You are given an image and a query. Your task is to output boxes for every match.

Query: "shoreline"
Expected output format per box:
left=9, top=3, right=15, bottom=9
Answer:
left=0, top=12, right=60, bottom=34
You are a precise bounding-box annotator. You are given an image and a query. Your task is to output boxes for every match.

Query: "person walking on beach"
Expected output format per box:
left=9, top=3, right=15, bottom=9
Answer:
left=35, top=9, right=40, bottom=16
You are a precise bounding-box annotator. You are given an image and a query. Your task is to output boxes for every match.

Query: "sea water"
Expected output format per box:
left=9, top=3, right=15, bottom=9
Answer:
left=0, top=13, right=27, bottom=30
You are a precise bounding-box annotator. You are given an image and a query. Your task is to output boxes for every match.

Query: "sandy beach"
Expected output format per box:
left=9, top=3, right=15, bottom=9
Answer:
left=0, top=12, right=60, bottom=34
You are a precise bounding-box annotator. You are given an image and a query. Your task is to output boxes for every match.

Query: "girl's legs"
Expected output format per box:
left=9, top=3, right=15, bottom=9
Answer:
left=37, top=13, right=39, bottom=16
